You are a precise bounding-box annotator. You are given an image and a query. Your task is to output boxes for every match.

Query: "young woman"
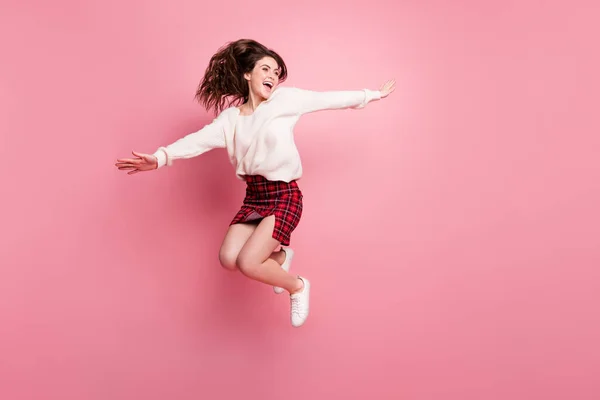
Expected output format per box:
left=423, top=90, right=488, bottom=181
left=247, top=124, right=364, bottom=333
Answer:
left=115, top=39, right=395, bottom=327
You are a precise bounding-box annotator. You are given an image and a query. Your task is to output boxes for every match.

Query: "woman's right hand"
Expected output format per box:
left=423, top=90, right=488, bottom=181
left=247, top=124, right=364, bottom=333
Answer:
left=115, top=151, right=158, bottom=175
left=379, top=79, right=396, bottom=98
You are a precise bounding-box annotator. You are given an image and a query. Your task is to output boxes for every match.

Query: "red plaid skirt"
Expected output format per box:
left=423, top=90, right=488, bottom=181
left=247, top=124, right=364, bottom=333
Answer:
left=230, top=175, right=303, bottom=246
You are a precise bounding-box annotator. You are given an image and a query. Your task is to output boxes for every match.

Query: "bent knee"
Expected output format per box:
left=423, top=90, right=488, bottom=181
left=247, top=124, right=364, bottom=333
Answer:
left=218, top=250, right=238, bottom=271
left=236, top=255, right=260, bottom=277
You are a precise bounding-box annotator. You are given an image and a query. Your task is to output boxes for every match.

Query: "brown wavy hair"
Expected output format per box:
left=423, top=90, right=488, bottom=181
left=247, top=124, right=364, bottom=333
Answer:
left=195, top=39, right=288, bottom=114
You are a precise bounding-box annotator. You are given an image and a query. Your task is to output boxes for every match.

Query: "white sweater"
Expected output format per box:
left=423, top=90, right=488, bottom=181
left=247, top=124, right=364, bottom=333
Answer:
left=153, top=86, right=381, bottom=182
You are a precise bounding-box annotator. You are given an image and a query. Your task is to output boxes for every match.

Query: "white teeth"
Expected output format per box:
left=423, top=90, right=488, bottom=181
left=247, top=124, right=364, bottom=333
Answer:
left=264, top=82, right=273, bottom=88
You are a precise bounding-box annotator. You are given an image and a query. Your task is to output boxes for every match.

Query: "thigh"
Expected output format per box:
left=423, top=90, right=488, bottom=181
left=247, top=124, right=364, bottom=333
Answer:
left=219, top=222, right=258, bottom=269
left=237, top=215, right=281, bottom=267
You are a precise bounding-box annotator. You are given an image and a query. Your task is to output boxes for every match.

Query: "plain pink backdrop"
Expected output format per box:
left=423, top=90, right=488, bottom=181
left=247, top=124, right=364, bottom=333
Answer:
left=1, top=0, right=599, bottom=399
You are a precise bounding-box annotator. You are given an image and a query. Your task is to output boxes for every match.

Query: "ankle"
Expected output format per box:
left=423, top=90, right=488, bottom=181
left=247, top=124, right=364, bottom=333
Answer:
left=279, top=249, right=287, bottom=265
left=273, top=249, right=286, bottom=265
left=290, top=277, right=304, bottom=295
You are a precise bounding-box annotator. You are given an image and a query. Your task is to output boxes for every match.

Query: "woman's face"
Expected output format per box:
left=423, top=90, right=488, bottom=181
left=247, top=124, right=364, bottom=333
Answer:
left=245, top=56, right=281, bottom=101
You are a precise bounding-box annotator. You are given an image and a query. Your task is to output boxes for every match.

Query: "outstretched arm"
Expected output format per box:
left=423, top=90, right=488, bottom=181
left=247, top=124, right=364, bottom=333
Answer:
left=288, top=79, right=396, bottom=115
left=152, top=112, right=228, bottom=168
left=115, top=111, right=229, bottom=174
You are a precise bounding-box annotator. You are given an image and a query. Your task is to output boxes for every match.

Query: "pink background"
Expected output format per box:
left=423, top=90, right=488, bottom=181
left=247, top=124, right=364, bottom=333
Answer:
left=1, top=0, right=599, bottom=399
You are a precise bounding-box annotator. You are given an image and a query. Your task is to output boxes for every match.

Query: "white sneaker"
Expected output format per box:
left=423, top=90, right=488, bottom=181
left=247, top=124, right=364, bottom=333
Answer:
left=274, top=247, right=294, bottom=294
left=290, top=276, right=310, bottom=327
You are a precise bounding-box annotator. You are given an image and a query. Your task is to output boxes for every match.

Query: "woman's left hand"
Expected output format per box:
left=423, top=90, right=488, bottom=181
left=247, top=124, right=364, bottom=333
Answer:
left=379, top=79, right=396, bottom=98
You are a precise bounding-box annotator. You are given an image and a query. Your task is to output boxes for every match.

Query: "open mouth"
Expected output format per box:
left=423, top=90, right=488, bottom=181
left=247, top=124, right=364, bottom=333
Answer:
left=263, top=81, right=274, bottom=91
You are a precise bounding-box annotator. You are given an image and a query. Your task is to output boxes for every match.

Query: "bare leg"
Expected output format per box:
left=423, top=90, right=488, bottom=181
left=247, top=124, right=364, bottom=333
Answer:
left=219, top=222, right=286, bottom=271
left=236, top=215, right=303, bottom=294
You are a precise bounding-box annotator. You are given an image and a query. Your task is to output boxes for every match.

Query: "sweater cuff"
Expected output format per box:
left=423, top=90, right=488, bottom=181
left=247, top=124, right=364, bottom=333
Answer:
left=356, top=89, right=381, bottom=108
left=365, top=89, right=382, bottom=102
left=153, top=147, right=169, bottom=168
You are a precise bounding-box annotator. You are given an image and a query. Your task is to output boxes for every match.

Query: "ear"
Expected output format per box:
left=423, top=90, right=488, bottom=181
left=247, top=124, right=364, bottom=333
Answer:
left=244, top=72, right=251, bottom=81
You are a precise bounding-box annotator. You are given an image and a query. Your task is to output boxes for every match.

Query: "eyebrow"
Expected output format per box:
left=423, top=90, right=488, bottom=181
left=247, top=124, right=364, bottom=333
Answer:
left=261, top=64, right=281, bottom=72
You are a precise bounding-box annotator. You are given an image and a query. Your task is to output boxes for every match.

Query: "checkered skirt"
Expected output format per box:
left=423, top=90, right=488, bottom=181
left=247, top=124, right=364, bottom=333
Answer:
left=230, top=175, right=303, bottom=246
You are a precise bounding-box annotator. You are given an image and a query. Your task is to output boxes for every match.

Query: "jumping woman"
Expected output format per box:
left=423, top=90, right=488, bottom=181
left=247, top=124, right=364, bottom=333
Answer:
left=115, top=39, right=396, bottom=327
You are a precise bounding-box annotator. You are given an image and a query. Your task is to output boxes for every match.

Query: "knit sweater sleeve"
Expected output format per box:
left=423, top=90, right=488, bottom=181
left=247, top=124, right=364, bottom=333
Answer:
left=281, top=87, right=382, bottom=115
left=152, top=110, right=229, bottom=168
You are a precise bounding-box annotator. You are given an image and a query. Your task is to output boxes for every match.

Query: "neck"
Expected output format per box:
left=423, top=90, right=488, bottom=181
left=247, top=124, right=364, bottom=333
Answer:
left=245, top=92, right=265, bottom=111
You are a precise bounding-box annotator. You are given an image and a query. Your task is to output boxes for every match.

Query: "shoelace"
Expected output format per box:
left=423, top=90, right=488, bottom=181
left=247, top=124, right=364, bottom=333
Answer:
left=291, top=297, right=303, bottom=316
